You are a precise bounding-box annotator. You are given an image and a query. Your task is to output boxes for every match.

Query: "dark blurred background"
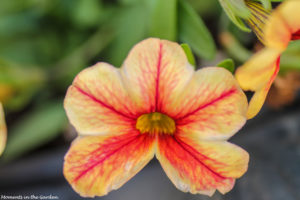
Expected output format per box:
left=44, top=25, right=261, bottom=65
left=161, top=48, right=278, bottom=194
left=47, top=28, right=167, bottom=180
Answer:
left=0, top=0, right=299, bottom=199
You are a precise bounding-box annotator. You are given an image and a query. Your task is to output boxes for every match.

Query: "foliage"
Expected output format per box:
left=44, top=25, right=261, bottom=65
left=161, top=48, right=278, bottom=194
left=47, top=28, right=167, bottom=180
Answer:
left=0, top=0, right=217, bottom=161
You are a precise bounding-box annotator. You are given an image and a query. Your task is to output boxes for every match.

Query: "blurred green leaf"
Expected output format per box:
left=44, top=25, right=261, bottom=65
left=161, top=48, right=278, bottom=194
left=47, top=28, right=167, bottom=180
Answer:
left=119, top=0, right=143, bottom=5
left=0, top=39, right=40, bottom=65
left=1, top=101, right=67, bottom=161
left=52, top=26, right=116, bottom=88
left=0, top=59, right=46, bottom=110
left=0, top=10, right=40, bottom=37
left=148, top=0, right=177, bottom=40
left=181, top=43, right=196, bottom=67
left=178, top=0, right=216, bottom=60
left=220, top=32, right=252, bottom=63
left=71, top=0, right=103, bottom=28
left=186, top=0, right=221, bottom=17
left=0, top=9, right=42, bottom=64
left=280, top=54, right=300, bottom=74
left=280, top=40, right=300, bottom=74
left=103, top=4, right=147, bottom=67
left=0, top=0, right=47, bottom=16
left=224, top=0, right=251, bottom=18
left=217, top=58, right=235, bottom=73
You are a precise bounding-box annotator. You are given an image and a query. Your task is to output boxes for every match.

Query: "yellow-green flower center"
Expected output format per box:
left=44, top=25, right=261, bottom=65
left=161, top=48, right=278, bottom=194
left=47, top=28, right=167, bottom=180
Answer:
left=136, top=112, right=176, bottom=135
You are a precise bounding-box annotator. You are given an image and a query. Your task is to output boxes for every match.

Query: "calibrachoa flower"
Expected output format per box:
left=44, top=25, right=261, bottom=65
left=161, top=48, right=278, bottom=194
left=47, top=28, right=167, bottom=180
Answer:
left=63, top=38, right=249, bottom=197
left=236, top=0, right=300, bottom=119
left=0, top=103, right=7, bottom=155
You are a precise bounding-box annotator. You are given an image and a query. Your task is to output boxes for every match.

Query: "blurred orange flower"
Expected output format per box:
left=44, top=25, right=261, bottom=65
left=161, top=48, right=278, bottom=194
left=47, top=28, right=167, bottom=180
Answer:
left=63, top=38, right=249, bottom=197
left=236, top=0, right=300, bottom=119
left=0, top=103, right=7, bottom=156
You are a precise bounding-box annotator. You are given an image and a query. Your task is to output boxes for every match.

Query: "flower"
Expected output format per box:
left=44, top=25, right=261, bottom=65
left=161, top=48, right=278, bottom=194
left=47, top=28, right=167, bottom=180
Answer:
left=264, top=0, right=300, bottom=51
left=218, top=0, right=272, bottom=33
left=0, top=103, right=7, bottom=155
left=63, top=38, right=249, bottom=197
left=236, top=0, right=300, bottom=119
left=235, top=48, right=280, bottom=119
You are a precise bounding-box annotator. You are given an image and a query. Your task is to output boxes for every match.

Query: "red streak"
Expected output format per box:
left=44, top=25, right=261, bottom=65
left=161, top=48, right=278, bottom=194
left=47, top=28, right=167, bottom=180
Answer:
left=172, top=136, right=227, bottom=179
left=154, top=43, right=163, bottom=112
left=265, top=56, right=280, bottom=91
left=159, top=135, right=227, bottom=185
left=73, top=135, right=142, bottom=182
left=291, top=29, right=300, bottom=40
left=175, top=89, right=236, bottom=122
left=74, top=85, right=136, bottom=120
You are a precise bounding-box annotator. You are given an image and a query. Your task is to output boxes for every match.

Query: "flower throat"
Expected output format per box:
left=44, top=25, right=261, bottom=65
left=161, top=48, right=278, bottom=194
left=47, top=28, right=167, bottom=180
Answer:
left=136, top=112, right=175, bottom=135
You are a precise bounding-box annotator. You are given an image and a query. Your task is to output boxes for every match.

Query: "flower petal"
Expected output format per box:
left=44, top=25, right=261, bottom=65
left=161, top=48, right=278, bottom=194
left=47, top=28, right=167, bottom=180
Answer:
left=64, top=63, right=138, bottom=136
left=264, top=0, right=300, bottom=50
left=236, top=48, right=280, bottom=119
left=121, top=38, right=194, bottom=114
left=171, top=67, right=247, bottom=140
left=246, top=84, right=270, bottom=119
left=64, top=131, right=155, bottom=197
left=156, top=134, right=249, bottom=196
left=0, top=103, right=6, bottom=155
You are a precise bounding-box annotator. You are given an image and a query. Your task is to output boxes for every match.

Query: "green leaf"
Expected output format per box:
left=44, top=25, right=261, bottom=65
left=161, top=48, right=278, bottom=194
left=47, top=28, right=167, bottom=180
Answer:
left=181, top=43, right=196, bottom=67
left=71, top=0, right=103, bottom=28
left=220, top=32, right=252, bottom=63
left=52, top=25, right=116, bottom=88
left=103, top=5, right=147, bottom=67
left=178, top=0, right=216, bottom=60
left=148, top=0, right=177, bottom=40
left=185, top=0, right=221, bottom=17
left=1, top=101, right=67, bottom=161
left=218, top=0, right=251, bottom=32
left=280, top=54, right=300, bottom=74
left=0, top=59, right=46, bottom=110
left=119, top=0, right=141, bottom=5
left=279, top=40, right=300, bottom=73
left=226, top=0, right=251, bottom=18
left=217, top=58, right=235, bottom=73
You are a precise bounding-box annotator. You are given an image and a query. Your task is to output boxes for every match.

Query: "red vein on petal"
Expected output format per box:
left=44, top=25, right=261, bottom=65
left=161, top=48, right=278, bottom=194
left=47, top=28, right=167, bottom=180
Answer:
left=73, top=85, right=136, bottom=120
left=175, top=136, right=227, bottom=168
left=72, top=134, right=144, bottom=182
left=155, top=42, right=163, bottom=112
left=172, top=135, right=227, bottom=179
left=264, top=56, right=280, bottom=92
left=87, top=132, right=139, bottom=158
left=175, top=89, right=236, bottom=122
left=102, top=84, right=137, bottom=118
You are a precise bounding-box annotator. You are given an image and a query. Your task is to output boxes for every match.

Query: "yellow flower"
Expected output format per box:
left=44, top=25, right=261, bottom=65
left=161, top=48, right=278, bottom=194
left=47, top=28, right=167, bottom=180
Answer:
left=264, top=0, right=300, bottom=50
left=236, top=0, right=300, bottom=119
left=63, top=38, right=249, bottom=197
left=0, top=103, right=7, bottom=156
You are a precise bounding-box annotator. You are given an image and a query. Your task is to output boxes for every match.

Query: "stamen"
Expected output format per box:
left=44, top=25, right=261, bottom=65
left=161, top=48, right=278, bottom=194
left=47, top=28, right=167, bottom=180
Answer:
left=245, top=0, right=271, bottom=44
left=136, top=112, right=176, bottom=135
